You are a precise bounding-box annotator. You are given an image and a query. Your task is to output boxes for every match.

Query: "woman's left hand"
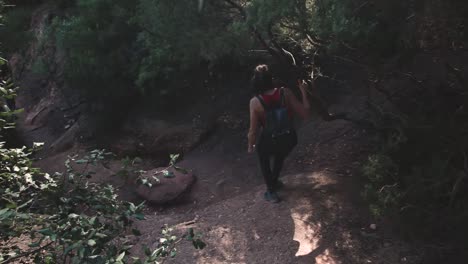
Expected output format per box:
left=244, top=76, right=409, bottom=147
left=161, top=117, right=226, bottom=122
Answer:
left=248, top=144, right=255, bottom=153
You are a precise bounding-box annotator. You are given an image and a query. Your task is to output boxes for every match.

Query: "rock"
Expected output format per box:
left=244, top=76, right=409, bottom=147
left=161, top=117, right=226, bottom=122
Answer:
left=49, top=120, right=80, bottom=153
left=113, top=115, right=217, bottom=157
left=112, top=136, right=140, bottom=157
left=136, top=167, right=195, bottom=204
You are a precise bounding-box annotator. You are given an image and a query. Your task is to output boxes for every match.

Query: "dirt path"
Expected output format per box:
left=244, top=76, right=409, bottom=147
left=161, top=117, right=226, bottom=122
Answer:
left=132, top=117, right=420, bottom=264
left=30, top=89, right=420, bottom=263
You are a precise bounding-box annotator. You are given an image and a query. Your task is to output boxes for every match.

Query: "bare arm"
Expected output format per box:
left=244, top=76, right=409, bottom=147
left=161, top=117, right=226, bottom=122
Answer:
left=285, top=80, right=311, bottom=120
left=248, top=98, right=260, bottom=153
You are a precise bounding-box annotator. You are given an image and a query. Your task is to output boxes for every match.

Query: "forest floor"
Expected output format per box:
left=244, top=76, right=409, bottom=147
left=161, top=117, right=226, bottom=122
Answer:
left=32, top=90, right=425, bottom=264
left=127, top=105, right=422, bottom=264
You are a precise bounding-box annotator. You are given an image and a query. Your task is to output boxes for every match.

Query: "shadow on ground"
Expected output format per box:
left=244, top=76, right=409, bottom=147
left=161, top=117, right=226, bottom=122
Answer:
left=133, top=119, right=418, bottom=264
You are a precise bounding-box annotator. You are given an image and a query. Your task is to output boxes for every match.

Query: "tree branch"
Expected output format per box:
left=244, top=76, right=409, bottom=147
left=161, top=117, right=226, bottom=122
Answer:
left=1, top=242, right=54, bottom=264
left=223, top=0, right=285, bottom=63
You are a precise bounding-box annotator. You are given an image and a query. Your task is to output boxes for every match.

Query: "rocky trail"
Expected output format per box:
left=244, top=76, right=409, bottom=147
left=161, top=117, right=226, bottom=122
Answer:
left=17, top=50, right=429, bottom=262
left=21, top=72, right=432, bottom=263
left=28, top=88, right=425, bottom=263
left=129, top=117, right=421, bottom=264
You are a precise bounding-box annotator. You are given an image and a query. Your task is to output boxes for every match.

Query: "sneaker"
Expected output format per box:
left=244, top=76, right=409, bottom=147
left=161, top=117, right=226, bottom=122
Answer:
left=264, top=191, right=280, bottom=203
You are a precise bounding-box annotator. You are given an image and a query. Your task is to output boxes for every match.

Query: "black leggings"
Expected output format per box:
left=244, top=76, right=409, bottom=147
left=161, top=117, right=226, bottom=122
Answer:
left=257, top=133, right=293, bottom=192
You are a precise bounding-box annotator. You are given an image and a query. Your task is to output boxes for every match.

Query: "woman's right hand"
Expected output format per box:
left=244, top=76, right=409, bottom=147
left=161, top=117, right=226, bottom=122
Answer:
left=298, top=79, right=309, bottom=94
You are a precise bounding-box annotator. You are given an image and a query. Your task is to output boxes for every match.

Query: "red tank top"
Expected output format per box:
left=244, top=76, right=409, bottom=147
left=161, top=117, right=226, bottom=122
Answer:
left=261, top=88, right=281, bottom=106
left=258, top=88, right=292, bottom=126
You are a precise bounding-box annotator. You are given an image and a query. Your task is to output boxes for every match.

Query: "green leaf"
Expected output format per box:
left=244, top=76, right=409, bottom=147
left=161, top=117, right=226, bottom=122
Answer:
left=38, top=228, right=54, bottom=236
left=132, top=157, right=143, bottom=165
left=169, top=154, right=180, bottom=165
left=193, top=239, right=206, bottom=250
left=87, top=239, right=96, bottom=247
left=28, top=241, right=41, bottom=248
left=95, top=233, right=107, bottom=238
left=132, top=228, right=142, bottom=236
left=174, top=166, right=188, bottom=174
left=144, top=246, right=151, bottom=256
left=187, top=228, right=195, bottom=241
left=116, top=252, right=125, bottom=261
left=68, top=213, right=80, bottom=219
left=6, top=202, right=17, bottom=209
left=32, top=142, right=45, bottom=149
left=163, top=170, right=175, bottom=178
left=134, top=213, right=145, bottom=220
left=64, top=242, right=81, bottom=256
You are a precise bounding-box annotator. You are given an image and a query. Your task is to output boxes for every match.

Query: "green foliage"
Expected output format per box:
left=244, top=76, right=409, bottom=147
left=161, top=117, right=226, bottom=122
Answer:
left=52, top=0, right=138, bottom=102
left=134, top=0, right=252, bottom=93
left=0, top=5, right=33, bottom=55
left=128, top=154, right=188, bottom=188
left=1, top=0, right=415, bottom=111
left=0, top=14, right=203, bottom=257
left=362, top=59, right=468, bottom=241
left=362, top=154, right=401, bottom=217
left=0, top=147, right=203, bottom=263
left=246, top=0, right=296, bottom=29
left=186, top=227, right=206, bottom=250
left=310, top=0, right=373, bottom=44
left=48, top=0, right=253, bottom=104
left=0, top=149, right=139, bottom=262
left=0, top=69, right=20, bottom=136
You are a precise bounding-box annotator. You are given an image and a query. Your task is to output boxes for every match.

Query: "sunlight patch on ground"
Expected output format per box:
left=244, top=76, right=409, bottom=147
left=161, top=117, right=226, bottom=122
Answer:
left=287, top=170, right=337, bottom=186
left=291, top=211, right=319, bottom=256
left=289, top=169, right=342, bottom=263
left=290, top=194, right=320, bottom=258
left=291, top=210, right=342, bottom=264
left=316, top=249, right=340, bottom=264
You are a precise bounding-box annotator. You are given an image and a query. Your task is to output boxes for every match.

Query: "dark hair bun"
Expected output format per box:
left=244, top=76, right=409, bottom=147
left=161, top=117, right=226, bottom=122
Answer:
left=252, top=64, right=273, bottom=94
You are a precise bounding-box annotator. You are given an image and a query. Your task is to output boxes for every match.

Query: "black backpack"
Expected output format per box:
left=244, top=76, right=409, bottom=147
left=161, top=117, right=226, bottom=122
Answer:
left=256, top=88, right=298, bottom=154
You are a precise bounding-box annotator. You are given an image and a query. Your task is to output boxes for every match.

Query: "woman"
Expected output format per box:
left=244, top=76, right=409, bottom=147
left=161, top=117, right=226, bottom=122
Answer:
left=248, top=64, right=310, bottom=203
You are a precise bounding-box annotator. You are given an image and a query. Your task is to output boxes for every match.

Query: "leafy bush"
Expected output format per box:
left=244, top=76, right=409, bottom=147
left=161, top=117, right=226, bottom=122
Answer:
left=0, top=78, right=203, bottom=263
left=47, top=0, right=254, bottom=107
left=362, top=55, right=468, bottom=242
left=0, top=4, right=33, bottom=55
left=52, top=0, right=138, bottom=103
left=362, top=154, right=401, bottom=217
left=0, top=148, right=163, bottom=263
left=135, top=0, right=252, bottom=95
left=1, top=13, right=203, bottom=259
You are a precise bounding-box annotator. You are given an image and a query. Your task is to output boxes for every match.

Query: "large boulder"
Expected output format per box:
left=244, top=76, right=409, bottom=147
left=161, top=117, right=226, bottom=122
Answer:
left=112, top=115, right=217, bottom=157
left=136, top=166, right=195, bottom=204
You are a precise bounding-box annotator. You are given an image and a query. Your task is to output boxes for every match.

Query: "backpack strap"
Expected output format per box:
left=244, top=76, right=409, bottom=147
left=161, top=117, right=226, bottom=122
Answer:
left=279, top=88, right=286, bottom=106
left=256, top=95, right=269, bottom=110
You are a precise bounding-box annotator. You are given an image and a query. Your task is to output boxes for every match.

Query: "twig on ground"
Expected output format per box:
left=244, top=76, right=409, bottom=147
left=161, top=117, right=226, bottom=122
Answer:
left=1, top=242, right=53, bottom=264
left=175, top=216, right=199, bottom=228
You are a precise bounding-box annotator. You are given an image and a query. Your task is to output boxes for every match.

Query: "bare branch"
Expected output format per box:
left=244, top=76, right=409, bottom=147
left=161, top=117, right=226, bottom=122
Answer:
left=281, top=48, right=297, bottom=66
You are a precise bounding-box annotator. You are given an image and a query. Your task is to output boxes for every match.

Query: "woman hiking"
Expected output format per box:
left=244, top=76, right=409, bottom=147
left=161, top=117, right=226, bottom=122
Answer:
left=248, top=64, right=311, bottom=203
